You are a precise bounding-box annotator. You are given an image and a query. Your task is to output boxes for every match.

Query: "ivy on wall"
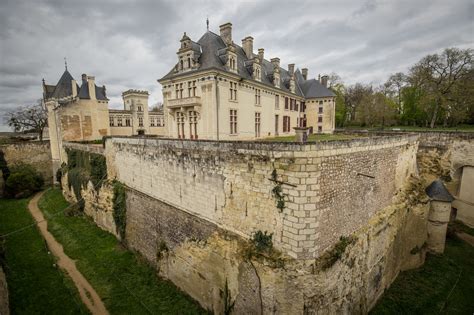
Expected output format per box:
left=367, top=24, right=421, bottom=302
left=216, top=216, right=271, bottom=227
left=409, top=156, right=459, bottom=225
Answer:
left=112, top=180, right=127, bottom=241
left=63, top=148, right=107, bottom=211
left=271, top=169, right=285, bottom=212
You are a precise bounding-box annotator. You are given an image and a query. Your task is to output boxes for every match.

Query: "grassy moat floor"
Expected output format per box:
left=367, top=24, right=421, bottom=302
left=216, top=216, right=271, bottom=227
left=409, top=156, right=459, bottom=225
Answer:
left=1, top=190, right=473, bottom=314
left=371, top=223, right=474, bottom=314
left=0, top=189, right=206, bottom=314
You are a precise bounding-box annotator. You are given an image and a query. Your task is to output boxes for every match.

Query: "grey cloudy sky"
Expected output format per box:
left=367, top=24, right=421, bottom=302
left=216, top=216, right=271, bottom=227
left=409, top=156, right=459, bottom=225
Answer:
left=0, top=0, right=473, bottom=131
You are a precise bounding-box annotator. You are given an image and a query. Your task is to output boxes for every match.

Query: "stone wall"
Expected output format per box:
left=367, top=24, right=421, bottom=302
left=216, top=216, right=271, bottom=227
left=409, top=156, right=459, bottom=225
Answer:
left=105, top=135, right=418, bottom=259
left=122, top=174, right=428, bottom=313
left=0, top=142, right=53, bottom=184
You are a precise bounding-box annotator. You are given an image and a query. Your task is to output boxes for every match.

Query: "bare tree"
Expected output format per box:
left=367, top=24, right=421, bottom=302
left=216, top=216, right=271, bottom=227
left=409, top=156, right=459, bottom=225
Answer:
left=409, top=48, right=473, bottom=128
left=385, top=72, right=407, bottom=114
left=5, top=100, right=48, bottom=141
left=150, top=101, right=163, bottom=112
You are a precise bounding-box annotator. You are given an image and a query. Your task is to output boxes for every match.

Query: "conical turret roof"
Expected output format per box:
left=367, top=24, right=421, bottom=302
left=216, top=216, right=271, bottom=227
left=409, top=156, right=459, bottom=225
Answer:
left=425, top=180, right=454, bottom=202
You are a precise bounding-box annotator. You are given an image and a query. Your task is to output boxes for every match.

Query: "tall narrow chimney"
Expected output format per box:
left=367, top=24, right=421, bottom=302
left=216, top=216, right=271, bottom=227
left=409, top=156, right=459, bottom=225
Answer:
left=271, top=57, right=280, bottom=70
left=321, top=75, right=329, bottom=87
left=71, top=79, right=77, bottom=97
left=302, top=68, right=308, bottom=80
left=288, top=64, right=295, bottom=76
left=87, top=76, right=96, bottom=100
left=219, top=22, right=232, bottom=46
left=242, top=36, right=254, bottom=59
left=258, top=48, right=264, bottom=62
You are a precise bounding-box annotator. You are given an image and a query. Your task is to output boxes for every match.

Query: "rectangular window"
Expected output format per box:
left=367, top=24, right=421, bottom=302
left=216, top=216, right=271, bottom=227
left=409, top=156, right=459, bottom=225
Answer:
left=189, top=111, right=198, bottom=139
left=229, top=82, right=237, bottom=100
left=275, top=95, right=279, bottom=109
left=283, top=116, right=291, bottom=132
left=275, top=115, right=279, bottom=135
left=188, top=80, right=197, bottom=97
left=138, top=116, right=143, bottom=127
left=295, top=101, right=299, bottom=112
left=230, top=109, right=237, bottom=135
left=179, top=83, right=184, bottom=99
left=318, top=126, right=322, bottom=133
left=125, top=118, right=131, bottom=126
left=301, top=102, right=306, bottom=113
left=177, top=112, right=185, bottom=138
left=285, top=97, right=289, bottom=110
left=150, top=117, right=155, bottom=127
left=318, top=116, right=323, bottom=123
left=109, top=116, right=114, bottom=127
left=255, top=112, right=261, bottom=138
left=117, top=117, right=123, bottom=127
left=175, top=84, right=179, bottom=99
left=319, top=107, right=323, bottom=114
left=255, top=89, right=261, bottom=105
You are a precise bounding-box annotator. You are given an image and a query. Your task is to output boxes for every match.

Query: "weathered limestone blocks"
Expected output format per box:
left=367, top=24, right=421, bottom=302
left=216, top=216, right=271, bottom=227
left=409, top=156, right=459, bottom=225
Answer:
left=0, top=142, right=52, bottom=184
left=105, top=135, right=419, bottom=259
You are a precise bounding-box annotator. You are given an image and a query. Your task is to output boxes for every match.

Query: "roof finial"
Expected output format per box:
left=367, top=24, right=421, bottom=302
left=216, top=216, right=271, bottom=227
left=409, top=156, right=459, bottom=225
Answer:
left=206, top=16, right=209, bottom=31
left=64, top=57, right=68, bottom=71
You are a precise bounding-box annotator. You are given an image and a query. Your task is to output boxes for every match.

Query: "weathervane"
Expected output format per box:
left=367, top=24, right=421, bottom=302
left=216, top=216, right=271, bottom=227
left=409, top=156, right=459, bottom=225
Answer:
left=64, top=57, right=68, bottom=70
left=206, top=16, right=209, bottom=31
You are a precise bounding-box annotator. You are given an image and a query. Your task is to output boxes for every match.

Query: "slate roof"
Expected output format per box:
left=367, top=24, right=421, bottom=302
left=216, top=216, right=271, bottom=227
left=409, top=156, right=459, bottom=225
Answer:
left=425, top=180, right=454, bottom=202
left=50, top=70, right=79, bottom=99
left=44, top=70, right=108, bottom=101
left=159, top=31, right=334, bottom=99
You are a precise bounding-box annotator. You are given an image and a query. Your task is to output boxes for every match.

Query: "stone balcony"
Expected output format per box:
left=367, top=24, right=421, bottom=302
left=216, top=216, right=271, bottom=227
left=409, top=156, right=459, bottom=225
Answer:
left=168, top=96, right=201, bottom=109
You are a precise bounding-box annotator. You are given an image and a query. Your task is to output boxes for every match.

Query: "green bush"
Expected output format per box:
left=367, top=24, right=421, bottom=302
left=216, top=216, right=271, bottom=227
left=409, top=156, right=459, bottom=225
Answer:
left=5, top=163, right=44, bottom=198
left=112, top=181, right=127, bottom=240
left=252, top=230, right=273, bottom=252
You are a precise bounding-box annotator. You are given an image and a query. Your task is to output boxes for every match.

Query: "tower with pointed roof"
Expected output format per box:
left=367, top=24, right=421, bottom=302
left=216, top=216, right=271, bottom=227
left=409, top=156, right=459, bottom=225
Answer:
left=158, top=21, right=336, bottom=140
left=43, top=68, right=110, bottom=178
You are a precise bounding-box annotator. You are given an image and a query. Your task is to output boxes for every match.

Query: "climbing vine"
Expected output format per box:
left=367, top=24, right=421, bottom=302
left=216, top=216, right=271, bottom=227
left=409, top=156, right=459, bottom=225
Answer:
left=63, top=148, right=107, bottom=211
left=271, top=169, right=285, bottom=212
left=112, top=180, right=127, bottom=240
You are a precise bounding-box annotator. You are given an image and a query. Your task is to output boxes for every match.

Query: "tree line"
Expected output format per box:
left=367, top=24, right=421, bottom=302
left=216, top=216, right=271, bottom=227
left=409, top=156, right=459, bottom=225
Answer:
left=330, top=47, right=473, bottom=128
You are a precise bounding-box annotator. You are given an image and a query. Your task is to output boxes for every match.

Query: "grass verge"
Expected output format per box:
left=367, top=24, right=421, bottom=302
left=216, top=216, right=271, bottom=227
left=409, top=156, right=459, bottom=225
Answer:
left=38, top=188, right=207, bottom=314
left=0, top=197, right=88, bottom=314
left=263, top=133, right=360, bottom=142
left=371, top=234, right=474, bottom=314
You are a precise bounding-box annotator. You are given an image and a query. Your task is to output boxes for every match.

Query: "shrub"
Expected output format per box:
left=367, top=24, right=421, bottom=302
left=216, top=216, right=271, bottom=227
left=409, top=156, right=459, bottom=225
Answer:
left=252, top=230, right=273, bottom=252
left=112, top=181, right=127, bottom=240
left=317, top=235, right=356, bottom=270
left=5, top=163, right=44, bottom=198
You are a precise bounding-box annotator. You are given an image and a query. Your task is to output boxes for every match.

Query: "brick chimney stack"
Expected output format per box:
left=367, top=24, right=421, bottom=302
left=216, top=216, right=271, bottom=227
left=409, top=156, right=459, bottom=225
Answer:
left=258, top=48, right=264, bottom=62
left=219, top=22, right=232, bottom=46
left=242, top=36, right=254, bottom=59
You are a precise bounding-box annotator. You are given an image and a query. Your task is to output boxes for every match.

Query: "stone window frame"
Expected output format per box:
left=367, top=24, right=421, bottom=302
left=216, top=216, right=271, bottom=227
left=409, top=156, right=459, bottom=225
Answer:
left=275, top=94, right=280, bottom=110
left=255, top=89, right=261, bottom=106
left=255, top=112, right=261, bottom=138
left=109, top=116, right=115, bottom=127
left=230, top=109, right=238, bottom=135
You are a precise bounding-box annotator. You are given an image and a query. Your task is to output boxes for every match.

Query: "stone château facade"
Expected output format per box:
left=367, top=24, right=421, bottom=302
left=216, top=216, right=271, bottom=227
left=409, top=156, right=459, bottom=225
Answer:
left=43, top=69, right=165, bottom=174
left=158, top=22, right=336, bottom=140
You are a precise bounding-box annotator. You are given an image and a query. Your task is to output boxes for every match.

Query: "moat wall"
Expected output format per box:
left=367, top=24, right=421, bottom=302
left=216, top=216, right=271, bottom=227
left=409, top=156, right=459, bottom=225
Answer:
left=61, top=135, right=431, bottom=313
left=0, top=142, right=52, bottom=185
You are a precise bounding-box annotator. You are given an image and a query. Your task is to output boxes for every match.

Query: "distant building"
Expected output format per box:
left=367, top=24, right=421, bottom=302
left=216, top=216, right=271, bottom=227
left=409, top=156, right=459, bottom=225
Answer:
left=43, top=69, right=165, bottom=173
left=158, top=22, right=336, bottom=140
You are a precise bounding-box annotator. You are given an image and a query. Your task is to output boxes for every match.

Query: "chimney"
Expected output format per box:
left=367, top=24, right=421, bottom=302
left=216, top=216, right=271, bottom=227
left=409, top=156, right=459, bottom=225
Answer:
left=258, top=48, right=264, bottom=62
left=219, top=22, right=232, bottom=46
left=288, top=64, right=295, bottom=76
left=87, top=76, right=96, bottom=100
left=321, top=75, right=328, bottom=87
left=71, top=79, right=77, bottom=97
left=242, top=36, right=254, bottom=59
left=302, top=68, right=308, bottom=80
left=271, top=57, right=280, bottom=70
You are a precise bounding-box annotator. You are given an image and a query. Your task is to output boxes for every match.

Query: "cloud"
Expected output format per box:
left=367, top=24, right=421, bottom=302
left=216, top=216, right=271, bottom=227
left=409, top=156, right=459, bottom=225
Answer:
left=0, top=0, right=472, bottom=131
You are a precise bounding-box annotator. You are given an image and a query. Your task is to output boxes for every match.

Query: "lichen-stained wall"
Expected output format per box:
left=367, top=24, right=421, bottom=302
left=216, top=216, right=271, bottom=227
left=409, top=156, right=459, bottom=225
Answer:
left=105, top=135, right=418, bottom=259
left=0, top=142, right=53, bottom=184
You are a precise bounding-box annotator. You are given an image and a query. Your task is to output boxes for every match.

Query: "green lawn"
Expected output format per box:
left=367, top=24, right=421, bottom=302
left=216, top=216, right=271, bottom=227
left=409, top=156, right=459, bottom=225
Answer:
left=38, top=188, right=207, bottom=314
left=0, top=197, right=88, bottom=314
left=371, top=233, right=474, bottom=314
left=343, top=124, right=474, bottom=132
left=262, top=133, right=360, bottom=142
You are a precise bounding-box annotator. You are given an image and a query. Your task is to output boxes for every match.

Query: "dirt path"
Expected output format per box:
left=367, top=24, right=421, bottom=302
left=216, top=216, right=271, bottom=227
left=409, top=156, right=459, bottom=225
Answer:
left=28, top=192, right=108, bottom=315
left=456, top=232, right=474, bottom=247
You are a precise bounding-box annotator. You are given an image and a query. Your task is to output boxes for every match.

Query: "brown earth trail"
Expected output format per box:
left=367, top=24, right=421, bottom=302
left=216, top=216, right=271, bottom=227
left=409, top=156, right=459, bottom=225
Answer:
left=28, top=192, right=108, bottom=315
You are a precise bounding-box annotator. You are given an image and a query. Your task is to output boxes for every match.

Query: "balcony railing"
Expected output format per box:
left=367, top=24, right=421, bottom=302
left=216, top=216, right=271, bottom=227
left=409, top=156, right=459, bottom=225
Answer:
left=168, top=96, right=201, bottom=109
